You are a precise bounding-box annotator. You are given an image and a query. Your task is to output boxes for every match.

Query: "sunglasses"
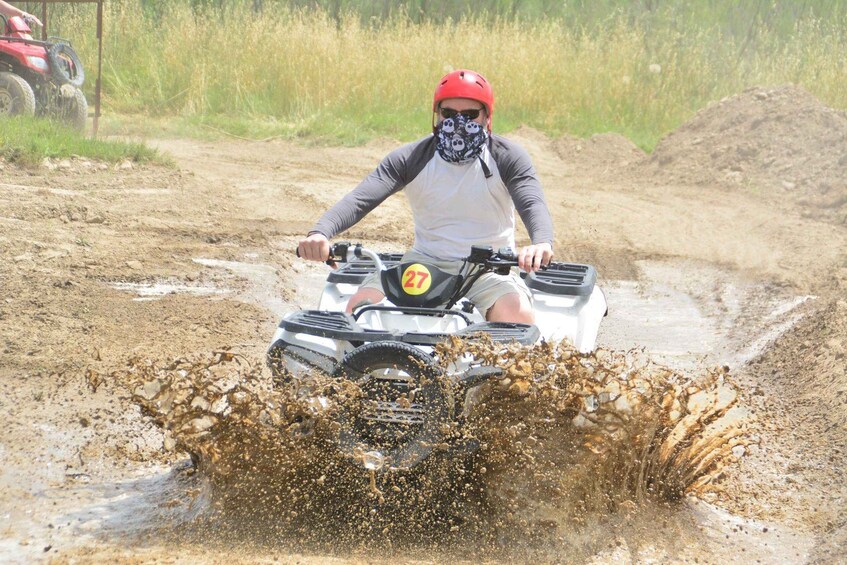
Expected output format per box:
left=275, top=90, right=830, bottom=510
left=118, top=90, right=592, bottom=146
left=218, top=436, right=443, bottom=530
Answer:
left=439, top=107, right=484, bottom=120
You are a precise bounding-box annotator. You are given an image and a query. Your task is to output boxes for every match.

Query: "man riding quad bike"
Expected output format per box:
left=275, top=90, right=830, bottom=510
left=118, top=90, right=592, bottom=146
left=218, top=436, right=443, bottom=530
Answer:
left=268, top=242, right=607, bottom=473
left=275, top=71, right=605, bottom=475
left=0, top=13, right=87, bottom=131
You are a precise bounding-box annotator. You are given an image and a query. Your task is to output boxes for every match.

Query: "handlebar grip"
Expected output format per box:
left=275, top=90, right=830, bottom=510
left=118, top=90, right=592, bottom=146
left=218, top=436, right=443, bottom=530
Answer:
left=330, top=241, right=352, bottom=261
left=499, top=251, right=518, bottom=261
left=296, top=243, right=338, bottom=266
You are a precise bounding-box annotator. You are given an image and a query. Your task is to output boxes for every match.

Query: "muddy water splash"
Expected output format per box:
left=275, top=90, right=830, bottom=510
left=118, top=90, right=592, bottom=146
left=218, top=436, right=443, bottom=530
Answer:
left=437, top=337, right=753, bottom=544
left=106, top=352, right=461, bottom=550
left=106, top=340, right=752, bottom=555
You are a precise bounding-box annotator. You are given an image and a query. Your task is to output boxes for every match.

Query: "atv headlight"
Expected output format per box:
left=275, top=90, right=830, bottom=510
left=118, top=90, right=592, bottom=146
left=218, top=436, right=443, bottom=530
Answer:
left=26, top=56, right=48, bottom=71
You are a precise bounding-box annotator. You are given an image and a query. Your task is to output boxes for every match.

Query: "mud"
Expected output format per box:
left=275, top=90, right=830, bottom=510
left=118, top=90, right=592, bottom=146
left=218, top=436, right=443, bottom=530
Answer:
left=95, top=338, right=748, bottom=559
left=1, top=85, right=846, bottom=563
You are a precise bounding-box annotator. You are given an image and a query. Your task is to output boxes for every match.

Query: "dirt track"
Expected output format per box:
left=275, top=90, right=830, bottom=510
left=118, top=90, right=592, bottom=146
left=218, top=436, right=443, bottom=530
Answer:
left=1, top=85, right=846, bottom=563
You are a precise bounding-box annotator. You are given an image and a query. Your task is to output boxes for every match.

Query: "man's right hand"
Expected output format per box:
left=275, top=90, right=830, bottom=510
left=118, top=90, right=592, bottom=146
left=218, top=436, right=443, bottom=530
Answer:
left=23, top=13, right=42, bottom=27
left=298, top=233, right=331, bottom=262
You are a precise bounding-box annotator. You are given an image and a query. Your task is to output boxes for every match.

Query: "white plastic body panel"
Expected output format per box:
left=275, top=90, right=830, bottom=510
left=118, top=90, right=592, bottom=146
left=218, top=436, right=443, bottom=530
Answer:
left=274, top=277, right=607, bottom=355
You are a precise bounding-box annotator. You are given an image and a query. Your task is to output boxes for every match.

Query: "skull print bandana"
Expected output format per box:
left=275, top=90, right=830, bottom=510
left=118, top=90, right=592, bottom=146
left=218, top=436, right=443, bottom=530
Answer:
left=435, top=114, right=489, bottom=163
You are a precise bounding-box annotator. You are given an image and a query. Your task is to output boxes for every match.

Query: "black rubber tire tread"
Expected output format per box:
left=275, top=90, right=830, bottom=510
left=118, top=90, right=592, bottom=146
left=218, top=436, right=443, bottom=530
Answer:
left=0, top=71, right=36, bottom=116
left=56, top=87, right=87, bottom=132
left=47, top=42, right=85, bottom=88
left=334, top=341, right=453, bottom=470
left=335, top=341, right=440, bottom=380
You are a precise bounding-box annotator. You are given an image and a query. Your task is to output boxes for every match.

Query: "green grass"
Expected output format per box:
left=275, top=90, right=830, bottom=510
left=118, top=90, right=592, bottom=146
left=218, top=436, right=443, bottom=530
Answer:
left=24, top=1, right=847, bottom=150
left=0, top=116, right=169, bottom=165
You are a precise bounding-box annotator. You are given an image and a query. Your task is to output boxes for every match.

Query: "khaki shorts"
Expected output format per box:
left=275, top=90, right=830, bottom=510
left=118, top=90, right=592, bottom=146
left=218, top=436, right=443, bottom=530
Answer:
left=359, top=249, right=532, bottom=316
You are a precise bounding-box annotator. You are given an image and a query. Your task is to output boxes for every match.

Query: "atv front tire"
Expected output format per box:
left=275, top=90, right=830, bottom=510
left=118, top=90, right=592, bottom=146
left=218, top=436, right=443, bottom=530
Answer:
left=334, top=341, right=454, bottom=470
left=0, top=71, right=36, bottom=117
left=51, top=86, right=88, bottom=132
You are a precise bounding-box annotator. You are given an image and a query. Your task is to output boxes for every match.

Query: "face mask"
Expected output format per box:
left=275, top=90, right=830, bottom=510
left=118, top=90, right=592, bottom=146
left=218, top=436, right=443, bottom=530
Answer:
left=435, top=114, right=488, bottom=163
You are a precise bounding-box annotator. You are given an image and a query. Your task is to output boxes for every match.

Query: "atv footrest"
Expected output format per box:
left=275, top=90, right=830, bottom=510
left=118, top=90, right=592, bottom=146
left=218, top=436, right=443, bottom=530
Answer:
left=457, top=322, right=540, bottom=345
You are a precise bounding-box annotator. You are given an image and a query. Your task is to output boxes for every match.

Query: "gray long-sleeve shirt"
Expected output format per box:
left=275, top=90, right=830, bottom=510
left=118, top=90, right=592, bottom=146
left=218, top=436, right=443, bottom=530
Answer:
left=311, top=134, right=554, bottom=261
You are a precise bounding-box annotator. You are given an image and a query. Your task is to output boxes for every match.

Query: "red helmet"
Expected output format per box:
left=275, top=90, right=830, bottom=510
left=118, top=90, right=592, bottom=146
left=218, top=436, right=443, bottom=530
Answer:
left=433, top=69, right=494, bottom=129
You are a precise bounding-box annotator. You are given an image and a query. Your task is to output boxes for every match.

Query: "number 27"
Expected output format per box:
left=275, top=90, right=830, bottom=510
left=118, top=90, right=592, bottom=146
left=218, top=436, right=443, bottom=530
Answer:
left=403, top=270, right=429, bottom=288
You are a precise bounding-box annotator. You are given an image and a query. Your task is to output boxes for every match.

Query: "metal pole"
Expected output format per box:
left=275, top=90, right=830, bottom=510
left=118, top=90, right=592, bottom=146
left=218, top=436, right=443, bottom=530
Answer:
left=93, top=0, right=101, bottom=137
left=40, top=1, right=47, bottom=40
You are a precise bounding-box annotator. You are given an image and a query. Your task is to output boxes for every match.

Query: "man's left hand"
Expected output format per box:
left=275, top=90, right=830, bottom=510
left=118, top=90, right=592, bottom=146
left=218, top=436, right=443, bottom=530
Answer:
left=518, top=242, right=553, bottom=272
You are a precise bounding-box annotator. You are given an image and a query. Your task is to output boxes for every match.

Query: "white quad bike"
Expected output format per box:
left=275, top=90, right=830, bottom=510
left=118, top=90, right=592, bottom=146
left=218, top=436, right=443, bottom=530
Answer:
left=267, top=242, right=607, bottom=473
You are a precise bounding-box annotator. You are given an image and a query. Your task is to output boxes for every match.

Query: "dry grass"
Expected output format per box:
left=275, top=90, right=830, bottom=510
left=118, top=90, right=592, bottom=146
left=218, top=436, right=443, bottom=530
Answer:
left=48, top=2, right=847, bottom=149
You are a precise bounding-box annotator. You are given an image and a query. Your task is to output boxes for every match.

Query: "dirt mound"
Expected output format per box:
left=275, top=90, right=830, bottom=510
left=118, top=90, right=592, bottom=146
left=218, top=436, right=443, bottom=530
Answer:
left=752, top=282, right=847, bottom=433
left=508, top=127, right=645, bottom=178
left=555, top=133, right=644, bottom=165
left=552, top=132, right=646, bottom=172
left=646, top=85, right=847, bottom=220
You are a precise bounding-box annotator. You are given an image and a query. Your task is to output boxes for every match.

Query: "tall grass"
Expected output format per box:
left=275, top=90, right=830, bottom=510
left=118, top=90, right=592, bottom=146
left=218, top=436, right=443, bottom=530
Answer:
left=0, top=116, right=167, bottom=165
left=31, top=0, right=847, bottom=149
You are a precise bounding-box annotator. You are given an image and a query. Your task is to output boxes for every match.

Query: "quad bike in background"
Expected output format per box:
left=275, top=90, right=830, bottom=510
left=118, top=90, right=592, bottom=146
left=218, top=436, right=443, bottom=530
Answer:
left=0, top=15, right=87, bottom=131
left=268, top=242, right=607, bottom=474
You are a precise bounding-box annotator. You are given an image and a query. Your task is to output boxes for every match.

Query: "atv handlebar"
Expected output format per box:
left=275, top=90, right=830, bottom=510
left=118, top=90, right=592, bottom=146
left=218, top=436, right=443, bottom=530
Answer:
left=296, top=241, right=385, bottom=270
left=467, top=245, right=520, bottom=272
left=299, top=241, right=522, bottom=273
left=330, top=242, right=385, bottom=271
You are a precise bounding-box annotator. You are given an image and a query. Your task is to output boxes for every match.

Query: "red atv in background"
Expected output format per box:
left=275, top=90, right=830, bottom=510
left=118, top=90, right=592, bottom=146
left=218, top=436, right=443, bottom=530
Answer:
left=0, top=15, right=87, bottom=131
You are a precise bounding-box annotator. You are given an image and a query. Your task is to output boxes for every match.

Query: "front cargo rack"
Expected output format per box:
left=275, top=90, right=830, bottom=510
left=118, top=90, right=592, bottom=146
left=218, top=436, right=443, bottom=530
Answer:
left=280, top=310, right=538, bottom=345
left=524, top=262, right=596, bottom=296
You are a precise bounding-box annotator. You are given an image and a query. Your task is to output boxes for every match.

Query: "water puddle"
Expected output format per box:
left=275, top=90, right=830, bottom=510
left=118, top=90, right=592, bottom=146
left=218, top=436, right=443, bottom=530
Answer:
left=598, top=260, right=814, bottom=370
left=63, top=256, right=822, bottom=562
left=192, top=257, right=289, bottom=315
left=0, top=463, right=197, bottom=564
left=109, top=281, right=229, bottom=301
left=687, top=499, right=813, bottom=563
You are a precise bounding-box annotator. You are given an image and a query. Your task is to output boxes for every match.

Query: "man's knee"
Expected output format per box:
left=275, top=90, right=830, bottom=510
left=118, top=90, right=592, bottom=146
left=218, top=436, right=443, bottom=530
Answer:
left=486, top=292, right=534, bottom=324
left=346, top=288, right=385, bottom=313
